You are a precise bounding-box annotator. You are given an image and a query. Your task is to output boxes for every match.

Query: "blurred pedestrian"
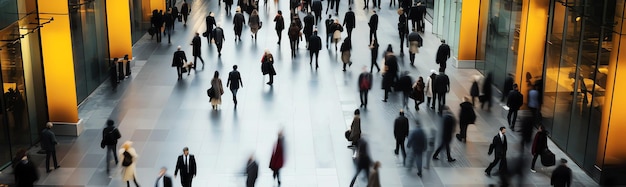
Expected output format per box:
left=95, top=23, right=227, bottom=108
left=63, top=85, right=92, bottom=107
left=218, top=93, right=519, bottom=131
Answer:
left=369, top=39, right=380, bottom=73
left=412, top=76, right=425, bottom=111
left=341, top=37, right=353, bottom=71
left=172, top=46, right=187, bottom=79
left=456, top=97, right=476, bottom=142
left=120, top=141, right=140, bottom=187
left=312, top=0, right=323, bottom=23
left=234, top=7, right=246, bottom=41
left=325, top=15, right=334, bottom=48
left=528, top=84, right=541, bottom=124
left=261, top=50, right=277, bottom=85
left=213, top=23, right=225, bottom=57
left=398, top=8, right=408, bottom=54
left=348, top=109, right=361, bottom=147
left=191, top=32, right=204, bottom=68
left=530, top=125, right=548, bottom=172
left=164, top=9, right=174, bottom=43
left=343, top=7, right=356, bottom=38
left=227, top=65, right=243, bottom=107
left=102, top=119, right=121, bottom=174
left=331, top=19, right=343, bottom=51
left=13, top=151, right=38, bottom=187
left=249, top=9, right=261, bottom=40
left=309, top=30, right=322, bottom=68
left=435, top=40, right=450, bottom=72
left=303, top=12, right=315, bottom=46
left=485, top=127, right=508, bottom=177
left=481, top=72, right=494, bottom=111
left=551, top=159, right=572, bottom=187
left=210, top=71, right=225, bottom=110
left=358, top=67, right=373, bottom=107
left=41, top=122, right=59, bottom=173
left=274, top=11, right=285, bottom=44
left=407, top=123, right=427, bottom=176
left=394, top=109, right=409, bottom=164
left=502, top=73, right=514, bottom=102
left=181, top=0, right=190, bottom=25
left=269, top=130, right=286, bottom=186
left=155, top=167, right=172, bottom=187
left=425, top=70, right=437, bottom=109
left=407, top=31, right=422, bottom=65
left=367, top=161, right=381, bottom=187
left=507, top=84, right=523, bottom=130
left=470, top=75, right=481, bottom=106
left=174, top=147, right=196, bottom=187
left=349, top=138, right=372, bottom=187
left=397, top=71, right=413, bottom=108
left=432, top=106, right=457, bottom=162
left=288, top=22, right=301, bottom=57
left=434, top=70, right=450, bottom=114
left=381, top=47, right=398, bottom=102
left=245, top=155, right=259, bottom=187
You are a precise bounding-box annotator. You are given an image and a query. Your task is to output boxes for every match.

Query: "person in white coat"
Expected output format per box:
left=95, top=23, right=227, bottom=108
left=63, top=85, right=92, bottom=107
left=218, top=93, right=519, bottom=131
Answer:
left=119, top=141, right=140, bottom=187
left=425, top=69, right=437, bottom=109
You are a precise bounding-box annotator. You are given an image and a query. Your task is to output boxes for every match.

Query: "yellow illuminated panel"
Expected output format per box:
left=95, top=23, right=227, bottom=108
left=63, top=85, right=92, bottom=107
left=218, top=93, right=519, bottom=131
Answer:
left=38, top=0, right=79, bottom=123
left=106, top=0, right=133, bottom=58
left=151, top=0, right=166, bottom=13
left=457, top=0, right=480, bottom=60
left=515, top=0, right=548, bottom=94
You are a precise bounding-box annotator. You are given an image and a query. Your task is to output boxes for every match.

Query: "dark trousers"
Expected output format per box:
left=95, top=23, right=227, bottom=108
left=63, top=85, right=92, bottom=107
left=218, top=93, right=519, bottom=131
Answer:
left=276, top=30, right=282, bottom=43
left=433, top=143, right=452, bottom=160
left=384, top=88, right=390, bottom=100
left=402, top=92, right=410, bottom=108
left=45, top=150, right=58, bottom=171
left=126, top=176, right=139, bottom=187
left=183, top=14, right=189, bottom=24
left=414, top=99, right=423, bottom=110
left=290, top=40, right=297, bottom=57
left=106, top=145, right=118, bottom=173
left=309, top=51, right=319, bottom=66
left=268, top=75, right=274, bottom=84
left=326, top=33, right=332, bottom=48
left=359, top=90, right=368, bottom=106
left=349, top=165, right=370, bottom=187
left=411, top=20, right=418, bottom=31
left=459, top=123, right=469, bottom=139
left=399, top=33, right=406, bottom=53
left=347, top=27, right=354, bottom=38
left=193, top=55, right=204, bottom=66
left=176, top=66, right=183, bottom=79
left=438, top=60, right=447, bottom=72
left=410, top=151, right=424, bottom=173
left=529, top=107, right=540, bottom=125
left=485, top=155, right=507, bottom=174
left=427, top=96, right=432, bottom=108
left=370, top=55, right=380, bottom=73
left=436, top=92, right=446, bottom=113
left=181, top=175, right=193, bottom=187
left=395, top=137, right=407, bottom=160
left=216, top=43, right=223, bottom=55
left=156, top=28, right=162, bottom=42
left=272, top=169, right=281, bottom=182
left=231, top=88, right=239, bottom=104
left=507, top=109, right=519, bottom=129
left=530, top=153, right=539, bottom=170
left=246, top=177, right=256, bottom=187
left=409, top=53, right=416, bottom=64
left=481, top=95, right=492, bottom=110
left=369, top=30, right=377, bottom=45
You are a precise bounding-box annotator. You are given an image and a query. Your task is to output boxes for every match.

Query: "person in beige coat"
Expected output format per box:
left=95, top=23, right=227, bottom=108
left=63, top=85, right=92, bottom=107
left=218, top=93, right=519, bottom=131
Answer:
left=210, top=71, right=225, bottom=110
left=348, top=109, right=361, bottom=148
left=119, top=141, right=140, bottom=187
left=367, top=161, right=381, bottom=187
left=249, top=9, right=261, bottom=40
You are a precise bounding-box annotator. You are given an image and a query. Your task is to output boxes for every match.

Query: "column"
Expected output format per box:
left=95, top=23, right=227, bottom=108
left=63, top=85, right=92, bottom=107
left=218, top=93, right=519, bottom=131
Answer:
left=106, top=0, right=133, bottom=59
left=514, top=0, right=549, bottom=97
left=457, top=0, right=488, bottom=67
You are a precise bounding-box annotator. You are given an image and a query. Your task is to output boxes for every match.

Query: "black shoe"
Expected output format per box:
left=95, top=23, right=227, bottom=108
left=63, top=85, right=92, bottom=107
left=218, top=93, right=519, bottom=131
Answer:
left=432, top=156, right=439, bottom=160
left=448, top=158, right=456, bottom=162
left=456, top=134, right=462, bottom=141
left=485, top=171, right=491, bottom=177
left=394, top=149, right=399, bottom=155
left=417, top=172, right=422, bottom=177
left=382, top=99, right=387, bottom=102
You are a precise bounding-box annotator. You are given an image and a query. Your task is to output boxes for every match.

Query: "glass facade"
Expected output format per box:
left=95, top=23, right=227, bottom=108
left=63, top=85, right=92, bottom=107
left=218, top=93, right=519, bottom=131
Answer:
left=433, top=0, right=461, bottom=58
left=0, top=0, right=18, bottom=29
left=130, top=0, right=150, bottom=44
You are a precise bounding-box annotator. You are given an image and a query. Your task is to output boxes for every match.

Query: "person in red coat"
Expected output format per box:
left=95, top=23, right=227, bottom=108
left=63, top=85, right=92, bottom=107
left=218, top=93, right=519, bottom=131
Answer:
left=269, top=130, right=285, bottom=186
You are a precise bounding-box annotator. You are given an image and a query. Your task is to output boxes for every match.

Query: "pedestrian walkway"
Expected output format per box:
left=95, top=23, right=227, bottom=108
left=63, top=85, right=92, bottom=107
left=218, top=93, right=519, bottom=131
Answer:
left=0, top=0, right=599, bottom=186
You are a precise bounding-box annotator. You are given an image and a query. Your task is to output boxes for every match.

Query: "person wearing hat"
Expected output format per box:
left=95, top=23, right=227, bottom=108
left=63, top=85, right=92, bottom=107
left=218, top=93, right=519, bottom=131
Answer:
left=368, top=10, right=379, bottom=44
left=172, top=46, right=187, bottom=79
left=119, top=141, right=140, bottom=187
left=551, top=158, right=572, bottom=187
left=233, top=7, right=246, bottom=42
left=308, top=29, right=322, bottom=68
left=102, top=119, right=121, bottom=174
left=175, top=147, right=197, bottom=187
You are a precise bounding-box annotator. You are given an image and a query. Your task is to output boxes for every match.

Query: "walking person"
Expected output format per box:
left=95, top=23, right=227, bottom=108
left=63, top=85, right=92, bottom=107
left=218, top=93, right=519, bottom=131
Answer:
left=174, top=147, right=197, bottom=187
left=303, top=12, right=315, bottom=46
left=172, top=46, right=187, bottom=79
left=13, top=151, right=38, bottom=187
left=205, top=12, right=216, bottom=44
left=340, top=37, right=353, bottom=71
left=507, top=83, right=523, bottom=130
left=530, top=125, right=548, bottom=173
left=348, top=109, right=361, bottom=147
left=164, top=9, right=174, bottom=43
left=485, top=127, right=508, bottom=177
left=210, top=71, right=225, bottom=110
left=432, top=106, right=457, bottom=162
left=155, top=167, right=173, bottom=187
left=397, top=71, right=413, bottom=108
left=407, top=31, right=422, bottom=65
left=412, top=76, right=425, bottom=111
left=261, top=50, right=277, bottom=85
left=234, top=7, right=246, bottom=42
left=41, top=122, right=59, bottom=173
left=407, top=123, right=427, bottom=177
left=225, top=0, right=234, bottom=13
left=119, top=141, right=140, bottom=187
left=470, top=75, right=481, bottom=106
left=381, top=47, right=398, bottom=102
left=398, top=8, right=409, bottom=54
left=551, top=159, right=572, bottom=187
left=249, top=9, right=261, bottom=40
left=151, top=10, right=163, bottom=42
left=181, top=0, right=190, bottom=26
left=528, top=84, right=541, bottom=124
left=434, top=70, right=450, bottom=114
left=456, top=97, right=476, bottom=142
left=245, top=155, right=259, bottom=187
left=435, top=40, right=451, bottom=72
left=358, top=68, right=373, bottom=108
left=408, top=2, right=419, bottom=31
left=311, top=0, right=323, bottom=23
left=368, top=10, right=378, bottom=44
left=102, top=119, right=122, bottom=174
left=426, top=70, right=437, bottom=109
left=191, top=32, right=204, bottom=68
left=212, top=23, right=225, bottom=57
left=274, top=11, right=285, bottom=44
left=227, top=65, right=243, bottom=107
left=343, top=7, right=356, bottom=38
left=481, top=72, right=494, bottom=111
left=325, top=15, right=334, bottom=48
left=502, top=73, right=514, bottom=102
left=369, top=39, right=380, bottom=73
left=394, top=109, right=409, bottom=164
left=331, top=19, right=343, bottom=51
left=368, top=161, right=381, bottom=187
left=349, top=138, right=372, bottom=187
left=269, top=130, right=285, bottom=186
left=308, top=30, right=322, bottom=68
left=288, top=22, right=301, bottom=57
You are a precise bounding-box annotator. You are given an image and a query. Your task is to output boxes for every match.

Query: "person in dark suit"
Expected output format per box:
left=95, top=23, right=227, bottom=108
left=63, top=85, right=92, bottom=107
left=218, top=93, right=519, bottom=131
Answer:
left=530, top=125, right=548, bottom=172
left=308, top=30, right=322, bottom=68
left=303, top=12, right=315, bottom=46
left=485, top=127, right=508, bottom=177
left=407, top=123, right=427, bottom=177
left=456, top=97, right=476, bottom=142
left=212, top=24, right=225, bottom=57
left=181, top=0, right=190, bottom=25
left=13, top=153, right=38, bottom=187
left=434, top=71, right=450, bottom=114
left=368, top=10, right=378, bottom=44
left=274, top=11, right=285, bottom=44
left=343, top=7, right=355, bottom=38
left=205, top=12, right=216, bottom=44
left=382, top=48, right=398, bottom=102
left=311, top=0, right=323, bottom=23
left=164, top=9, right=174, bottom=43
left=227, top=65, right=243, bottom=107
left=191, top=32, right=204, bottom=68
left=245, top=155, right=259, bottom=187
left=233, top=7, right=246, bottom=42
left=394, top=109, right=409, bottom=164
left=174, top=147, right=197, bottom=187
left=416, top=1, right=426, bottom=32
left=358, top=68, right=373, bottom=107
left=551, top=159, right=572, bottom=187
left=41, top=122, right=59, bottom=173
left=172, top=46, right=187, bottom=79
left=156, top=167, right=173, bottom=187
left=102, top=119, right=122, bottom=174
left=397, top=71, right=414, bottom=108
left=398, top=8, right=409, bottom=55
left=432, top=107, right=457, bottom=162
left=507, top=84, right=523, bottom=130
left=325, top=15, right=334, bottom=48
left=349, top=138, right=372, bottom=187
left=436, top=40, right=451, bottom=72
left=408, top=2, right=419, bottom=31
left=369, top=39, right=380, bottom=73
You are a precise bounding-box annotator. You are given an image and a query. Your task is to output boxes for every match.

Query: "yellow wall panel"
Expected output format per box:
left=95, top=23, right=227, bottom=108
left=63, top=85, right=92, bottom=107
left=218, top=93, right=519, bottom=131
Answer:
left=458, top=0, right=480, bottom=60
left=515, top=0, right=548, bottom=95
left=38, top=0, right=79, bottom=123
left=106, top=0, right=133, bottom=58
left=600, top=32, right=626, bottom=166
left=150, top=0, right=166, bottom=12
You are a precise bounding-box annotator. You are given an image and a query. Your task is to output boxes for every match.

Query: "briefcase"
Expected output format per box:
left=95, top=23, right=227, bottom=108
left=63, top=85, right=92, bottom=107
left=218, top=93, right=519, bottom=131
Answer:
left=541, top=149, right=556, bottom=166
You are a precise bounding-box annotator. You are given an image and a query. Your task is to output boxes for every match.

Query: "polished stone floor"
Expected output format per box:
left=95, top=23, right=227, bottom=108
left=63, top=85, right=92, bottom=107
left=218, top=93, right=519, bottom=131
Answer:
left=0, top=0, right=600, bottom=186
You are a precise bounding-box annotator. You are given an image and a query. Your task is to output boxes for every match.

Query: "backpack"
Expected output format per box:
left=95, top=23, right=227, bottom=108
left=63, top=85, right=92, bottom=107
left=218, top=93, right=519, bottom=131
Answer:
left=122, top=151, right=133, bottom=166
left=360, top=76, right=370, bottom=90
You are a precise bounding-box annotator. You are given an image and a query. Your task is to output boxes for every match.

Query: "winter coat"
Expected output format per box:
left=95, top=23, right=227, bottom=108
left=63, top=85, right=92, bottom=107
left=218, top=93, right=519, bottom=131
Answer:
left=412, top=80, right=425, bottom=102
left=40, top=128, right=57, bottom=151
left=269, top=137, right=285, bottom=170
left=119, top=147, right=138, bottom=182
left=459, top=101, right=476, bottom=125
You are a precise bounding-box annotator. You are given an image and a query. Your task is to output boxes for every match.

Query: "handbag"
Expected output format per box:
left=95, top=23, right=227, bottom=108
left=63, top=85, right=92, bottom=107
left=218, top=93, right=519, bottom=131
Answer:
left=207, top=87, right=215, bottom=98
left=259, top=21, right=263, bottom=29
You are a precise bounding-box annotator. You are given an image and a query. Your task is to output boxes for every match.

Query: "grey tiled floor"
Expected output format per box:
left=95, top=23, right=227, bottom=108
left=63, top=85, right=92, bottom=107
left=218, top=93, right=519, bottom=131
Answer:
left=0, top=0, right=600, bottom=186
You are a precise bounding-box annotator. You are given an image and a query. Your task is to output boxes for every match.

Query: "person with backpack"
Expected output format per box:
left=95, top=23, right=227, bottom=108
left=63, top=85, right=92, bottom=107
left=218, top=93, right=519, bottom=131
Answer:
left=119, top=141, right=140, bottom=187
left=102, top=119, right=121, bottom=175
left=358, top=67, right=373, bottom=108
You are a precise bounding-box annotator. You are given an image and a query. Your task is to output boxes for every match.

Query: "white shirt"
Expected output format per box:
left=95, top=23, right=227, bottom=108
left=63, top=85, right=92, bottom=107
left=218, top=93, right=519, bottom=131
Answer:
left=499, top=132, right=504, bottom=142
